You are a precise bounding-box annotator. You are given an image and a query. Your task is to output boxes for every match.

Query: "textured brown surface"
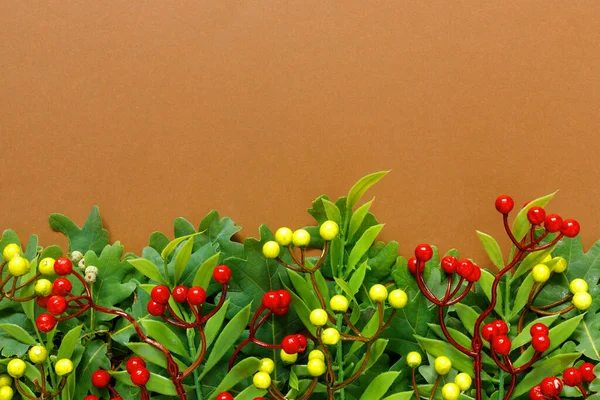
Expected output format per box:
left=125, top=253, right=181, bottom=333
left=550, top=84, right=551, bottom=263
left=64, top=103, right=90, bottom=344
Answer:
left=1, top=1, right=599, bottom=266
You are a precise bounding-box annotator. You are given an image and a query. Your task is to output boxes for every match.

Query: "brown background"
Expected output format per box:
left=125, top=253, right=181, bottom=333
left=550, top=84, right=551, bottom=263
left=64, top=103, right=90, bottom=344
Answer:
left=1, top=1, right=599, bottom=266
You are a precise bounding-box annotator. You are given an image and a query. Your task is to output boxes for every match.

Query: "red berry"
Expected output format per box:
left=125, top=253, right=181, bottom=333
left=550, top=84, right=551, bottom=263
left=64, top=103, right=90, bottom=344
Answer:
left=126, top=357, right=146, bottom=374
left=415, top=244, right=433, bottom=262
left=36, top=313, right=57, bottom=332
left=492, top=335, right=511, bottom=355
left=216, top=393, right=234, bottom=400
left=262, top=291, right=281, bottom=310
left=540, top=376, right=563, bottom=397
left=466, top=265, right=481, bottom=282
left=213, top=265, right=232, bottom=284
left=562, top=367, right=582, bottom=387
left=561, top=219, right=580, bottom=238
left=147, top=300, right=166, bottom=316
left=527, top=207, right=546, bottom=226
left=295, top=334, right=307, bottom=352
left=493, top=320, right=509, bottom=335
left=530, top=323, right=549, bottom=338
left=130, top=366, right=150, bottom=386
left=151, top=285, right=170, bottom=304
left=495, top=195, right=514, bottom=214
left=441, top=256, right=458, bottom=274
left=273, top=306, right=289, bottom=316
left=544, top=214, right=563, bottom=233
left=277, top=289, right=291, bottom=308
left=91, top=369, right=111, bottom=388
left=172, top=286, right=188, bottom=303
left=580, top=362, right=596, bottom=382
left=481, top=323, right=498, bottom=342
left=47, top=295, right=67, bottom=316
left=36, top=295, right=50, bottom=309
left=187, top=287, right=207, bottom=305
left=457, top=260, right=474, bottom=279
left=52, top=278, right=73, bottom=296
left=531, top=335, right=550, bottom=352
left=407, top=257, right=422, bottom=275
left=281, top=335, right=301, bottom=354
left=54, top=257, right=73, bottom=276
left=529, top=385, right=544, bottom=400
left=84, top=396, right=100, bottom=400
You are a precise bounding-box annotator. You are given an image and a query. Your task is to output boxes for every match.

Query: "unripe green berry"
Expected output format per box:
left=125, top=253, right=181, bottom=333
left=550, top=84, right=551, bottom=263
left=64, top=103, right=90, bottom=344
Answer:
left=321, top=328, right=340, bottom=345
left=442, top=383, right=460, bottom=400
left=319, top=221, right=339, bottom=241
left=262, top=241, right=281, bottom=259
left=369, top=284, right=388, bottom=303
left=406, top=352, right=422, bottom=368
left=388, top=289, right=408, bottom=309
left=573, top=292, right=592, bottom=310
left=292, top=229, right=311, bottom=247
left=434, top=356, right=452, bottom=375
left=275, top=227, right=293, bottom=246
left=310, top=309, right=328, bottom=326
left=570, top=279, right=588, bottom=294
left=532, top=264, right=550, bottom=283
left=330, top=295, right=349, bottom=312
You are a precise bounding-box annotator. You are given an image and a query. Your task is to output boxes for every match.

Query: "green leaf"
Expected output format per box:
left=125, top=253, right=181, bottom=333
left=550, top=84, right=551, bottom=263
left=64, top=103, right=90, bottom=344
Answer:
left=140, top=320, right=188, bottom=358
left=357, top=371, right=399, bottom=400
left=73, top=340, right=111, bottom=399
left=0, top=314, right=37, bottom=357
left=48, top=206, right=109, bottom=255
left=287, top=270, right=320, bottom=310
left=347, top=171, right=389, bottom=210
left=348, top=261, right=369, bottom=295
left=125, top=342, right=187, bottom=370
left=348, top=198, right=374, bottom=240
left=57, top=325, right=82, bottom=360
left=511, top=192, right=557, bottom=242
left=510, top=273, right=536, bottom=319
left=321, top=198, right=341, bottom=225
left=204, top=300, right=230, bottom=348
left=352, top=339, right=388, bottom=375
left=455, top=303, right=478, bottom=336
left=510, top=315, right=559, bottom=350
left=415, top=335, right=474, bottom=375
left=284, top=281, right=317, bottom=336
left=0, top=323, right=37, bottom=346
left=111, top=370, right=180, bottom=396
left=192, top=252, right=221, bottom=289
left=128, top=258, right=165, bottom=284
left=348, top=311, right=380, bottom=356
left=476, top=231, right=504, bottom=268
left=512, top=247, right=555, bottom=281
left=173, top=236, right=194, bottom=285
left=209, top=357, right=261, bottom=399
left=200, top=303, right=251, bottom=379
left=346, top=224, right=384, bottom=274
left=161, top=231, right=203, bottom=261
left=513, top=353, right=580, bottom=397
left=149, top=231, right=169, bottom=253
left=382, top=391, right=414, bottom=400
left=234, top=386, right=267, bottom=400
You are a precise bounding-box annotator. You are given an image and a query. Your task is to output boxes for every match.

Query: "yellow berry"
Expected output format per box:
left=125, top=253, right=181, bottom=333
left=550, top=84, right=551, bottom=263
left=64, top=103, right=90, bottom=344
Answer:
left=3, top=244, right=21, bottom=262
left=532, top=264, right=551, bottom=283
left=406, top=352, right=422, bottom=368
left=442, top=383, right=461, bottom=400
left=321, top=328, right=340, bottom=345
left=7, top=256, right=30, bottom=277
left=258, top=358, right=274, bottom=374
left=280, top=349, right=298, bottom=364
left=252, top=371, right=271, bottom=389
left=34, top=279, right=53, bottom=296
left=434, top=356, right=452, bottom=375
left=388, top=289, right=408, bottom=309
left=330, top=295, right=349, bottom=312
left=307, top=358, right=326, bottom=376
left=319, top=221, right=339, bottom=241
left=0, top=386, right=14, bottom=400
left=542, top=254, right=552, bottom=263
left=38, top=257, right=56, bottom=276
left=0, top=374, right=12, bottom=387
left=573, top=292, right=592, bottom=310
left=275, top=227, right=293, bottom=246
left=262, top=241, right=281, bottom=259
left=7, top=359, right=26, bottom=378
left=28, top=346, right=48, bottom=364
left=308, top=350, right=325, bottom=361
left=570, top=279, right=588, bottom=294
left=292, top=229, right=311, bottom=247
left=54, top=359, right=74, bottom=376
left=310, top=309, right=329, bottom=326
left=369, top=284, right=388, bottom=303
left=454, top=372, right=472, bottom=391
left=553, top=257, right=567, bottom=273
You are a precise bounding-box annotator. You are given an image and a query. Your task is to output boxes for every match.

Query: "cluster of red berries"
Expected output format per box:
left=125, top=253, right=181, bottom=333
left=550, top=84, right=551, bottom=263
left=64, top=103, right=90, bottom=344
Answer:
left=125, top=356, right=150, bottom=387
left=495, top=195, right=580, bottom=238
left=482, top=321, right=550, bottom=355
left=147, top=265, right=231, bottom=316
left=281, top=333, right=308, bottom=354
left=408, top=244, right=481, bottom=283
left=530, top=363, right=596, bottom=399
left=215, top=393, right=265, bottom=400
left=262, top=289, right=292, bottom=316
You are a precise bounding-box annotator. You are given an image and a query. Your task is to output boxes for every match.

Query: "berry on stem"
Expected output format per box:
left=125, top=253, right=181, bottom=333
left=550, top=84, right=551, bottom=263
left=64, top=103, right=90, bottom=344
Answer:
left=466, top=265, right=481, bottom=282
left=307, top=358, right=326, bottom=376
left=52, top=278, right=72, bottom=296
left=8, top=256, right=30, bottom=277
left=310, top=309, right=328, bottom=326
left=493, top=320, right=509, bottom=335
left=275, top=227, right=293, bottom=246
left=28, top=345, right=48, bottom=364
left=406, top=352, right=422, bottom=368
left=252, top=372, right=271, bottom=390
left=277, top=290, right=291, bottom=308
left=54, top=257, right=73, bottom=276
left=441, top=383, right=460, bottom=400
left=388, top=289, right=408, bottom=309
left=2, top=243, right=21, bottom=261
left=130, top=367, right=150, bottom=386
left=262, top=291, right=280, bottom=310
left=481, top=323, right=498, bottom=342
left=368, top=284, right=388, bottom=302
left=292, top=229, right=310, bottom=247
left=258, top=358, right=274, bottom=374
left=441, top=256, right=458, bottom=274
left=319, top=220, right=339, bottom=241
left=407, top=257, right=422, bottom=275
left=34, top=279, right=53, bottom=296
left=262, top=241, right=280, bottom=259
left=38, top=257, right=56, bottom=276
left=47, top=295, right=67, bottom=316
left=529, top=323, right=549, bottom=337
left=529, top=385, right=544, bottom=400
left=55, top=359, right=74, bottom=376
left=330, top=294, right=349, bottom=312
left=580, top=362, right=596, bottom=382
left=562, top=367, right=582, bottom=386
left=281, top=335, right=301, bottom=354
left=454, top=373, right=472, bottom=391
left=495, top=195, right=514, bottom=214
left=92, top=369, right=111, bottom=388
left=434, top=356, right=452, bottom=375
left=544, top=214, right=563, bottom=233
left=7, top=359, right=26, bottom=378
left=147, top=300, right=166, bottom=316
left=569, top=279, right=589, bottom=294
left=573, top=292, right=592, bottom=310
left=187, top=287, right=207, bottom=305
left=560, top=219, right=580, bottom=238
left=415, top=244, right=433, bottom=262
left=531, top=335, right=550, bottom=352
left=540, top=376, right=563, bottom=397
left=532, top=264, right=551, bottom=283
left=456, top=260, right=474, bottom=279
left=213, top=265, right=231, bottom=284
left=527, top=206, right=546, bottom=225
left=321, top=328, right=340, bottom=345
left=172, top=286, right=188, bottom=303
left=492, top=335, right=511, bottom=355
left=0, top=386, right=13, bottom=400
left=280, top=349, right=298, bottom=364
left=126, top=357, right=146, bottom=374
left=36, top=313, right=57, bottom=332
left=151, top=285, right=170, bottom=304
left=216, top=393, right=234, bottom=400
left=309, top=349, right=325, bottom=361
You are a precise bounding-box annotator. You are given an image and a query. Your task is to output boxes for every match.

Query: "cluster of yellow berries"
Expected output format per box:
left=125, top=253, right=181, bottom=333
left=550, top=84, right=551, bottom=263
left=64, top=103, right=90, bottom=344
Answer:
left=406, top=353, right=472, bottom=400
left=3, top=244, right=30, bottom=277
left=252, top=358, right=274, bottom=390
left=531, top=255, right=567, bottom=284
left=570, top=278, right=592, bottom=311
left=0, top=374, right=13, bottom=400
left=262, top=221, right=340, bottom=259
left=368, top=284, right=408, bottom=309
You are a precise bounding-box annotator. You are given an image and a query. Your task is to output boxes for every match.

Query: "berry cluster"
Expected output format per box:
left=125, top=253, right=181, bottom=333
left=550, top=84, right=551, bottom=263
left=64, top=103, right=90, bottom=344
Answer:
left=530, top=362, right=597, bottom=399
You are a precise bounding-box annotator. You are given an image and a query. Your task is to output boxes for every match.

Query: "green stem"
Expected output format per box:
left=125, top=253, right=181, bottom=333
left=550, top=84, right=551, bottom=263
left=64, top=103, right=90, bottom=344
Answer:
left=336, top=313, right=345, bottom=400
left=187, top=330, right=203, bottom=400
